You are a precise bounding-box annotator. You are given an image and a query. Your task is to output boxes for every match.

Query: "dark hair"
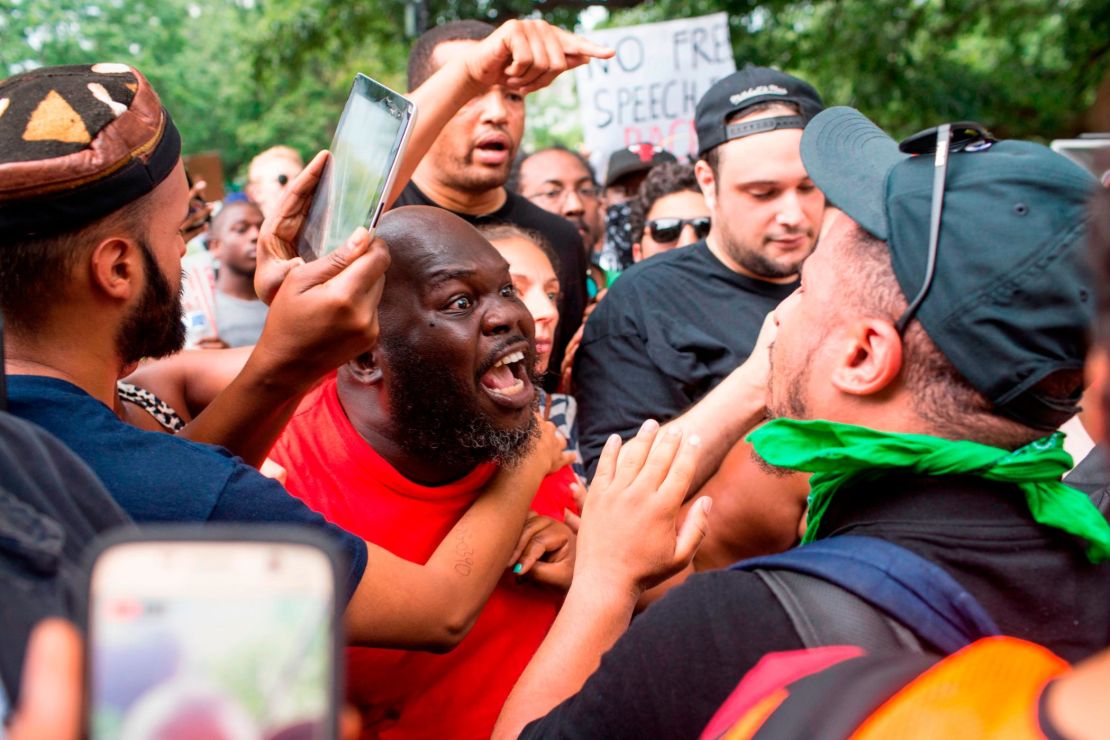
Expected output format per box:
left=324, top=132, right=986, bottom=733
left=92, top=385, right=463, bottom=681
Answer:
left=477, top=223, right=561, bottom=276
left=628, top=162, right=701, bottom=243
left=407, top=20, right=496, bottom=91
left=509, top=145, right=597, bottom=194
left=839, top=225, right=1079, bottom=449
left=701, top=101, right=802, bottom=178
left=210, top=199, right=261, bottom=238
left=0, top=195, right=151, bottom=335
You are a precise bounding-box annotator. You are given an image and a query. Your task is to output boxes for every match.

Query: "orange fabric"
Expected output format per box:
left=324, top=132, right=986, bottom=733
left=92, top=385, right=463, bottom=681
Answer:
left=721, top=688, right=790, bottom=740
left=852, top=637, right=1069, bottom=740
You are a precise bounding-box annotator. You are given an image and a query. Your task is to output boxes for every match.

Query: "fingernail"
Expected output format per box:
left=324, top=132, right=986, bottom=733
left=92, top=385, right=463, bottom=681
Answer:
left=667, top=425, right=682, bottom=437
left=639, top=419, right=659, bottom=436
left=689, top=434, right=702, bottom=448
left=513, top=563, right=523, bottom=574
left=606, top=434, right=621, bottom=449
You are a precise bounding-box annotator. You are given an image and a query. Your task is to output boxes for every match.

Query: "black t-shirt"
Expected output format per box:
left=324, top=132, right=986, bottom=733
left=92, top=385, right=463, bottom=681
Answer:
left=522, top=473, right=1110, bottom=738
left=573, top=241, right=796, bottom=475
left=394, top=183, right=587, bottom=388
left=0, top=412, right=132, bottom=708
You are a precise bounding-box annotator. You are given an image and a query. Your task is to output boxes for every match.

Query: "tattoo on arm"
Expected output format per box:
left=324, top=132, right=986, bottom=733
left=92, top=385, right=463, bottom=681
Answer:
left=453, top=526, right=475, bottom=576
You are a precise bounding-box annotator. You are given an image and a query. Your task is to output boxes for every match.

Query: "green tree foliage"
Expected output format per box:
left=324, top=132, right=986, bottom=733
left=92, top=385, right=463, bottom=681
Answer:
left=605, top=0, right=1110, bottom=140
left=2, top=0, right=1105, bottom=183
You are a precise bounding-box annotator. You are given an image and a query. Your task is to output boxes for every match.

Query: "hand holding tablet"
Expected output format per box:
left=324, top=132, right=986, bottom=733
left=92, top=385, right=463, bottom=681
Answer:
left=296, top=74, right=416, bottom=261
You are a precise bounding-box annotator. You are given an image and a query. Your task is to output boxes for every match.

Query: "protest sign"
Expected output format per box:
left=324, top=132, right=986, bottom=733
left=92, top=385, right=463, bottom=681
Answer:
left=574, top=13, right=735, bottom=174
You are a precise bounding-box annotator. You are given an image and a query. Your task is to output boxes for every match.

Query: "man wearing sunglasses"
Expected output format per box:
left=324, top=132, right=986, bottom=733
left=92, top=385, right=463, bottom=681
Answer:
left=573, top=66, right=825, bottom=477
left=627, top=162, right=710, bottom=263
left=493, top=107, right=1105, bottom=739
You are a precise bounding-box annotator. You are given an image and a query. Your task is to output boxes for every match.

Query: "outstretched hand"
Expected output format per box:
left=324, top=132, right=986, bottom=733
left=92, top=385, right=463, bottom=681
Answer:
left=462, top=19, right=613, bottom=96
left=574, top=420, right=710, bottom=596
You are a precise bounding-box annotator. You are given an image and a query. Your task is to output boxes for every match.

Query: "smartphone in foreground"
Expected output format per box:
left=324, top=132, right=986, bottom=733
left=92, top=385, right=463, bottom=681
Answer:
left=86, top=528, right=342, bottom=740
left=296, top=73, right=416, bottom=261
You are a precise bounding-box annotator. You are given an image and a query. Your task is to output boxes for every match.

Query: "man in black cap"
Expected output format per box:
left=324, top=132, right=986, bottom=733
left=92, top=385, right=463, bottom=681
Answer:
left=596, top=144, right=678, bottom=273
left=573, top=65, right=827, bottom=476
left=494, top=108, right=1108, bottom=738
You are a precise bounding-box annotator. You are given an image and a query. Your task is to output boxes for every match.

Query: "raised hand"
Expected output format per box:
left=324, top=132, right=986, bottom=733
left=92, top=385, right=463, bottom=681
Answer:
left=575, top=420, right=710, bottom=595
left=462, top=19, right=613, bottom=96
left=250, top=149, right=391, bottom=387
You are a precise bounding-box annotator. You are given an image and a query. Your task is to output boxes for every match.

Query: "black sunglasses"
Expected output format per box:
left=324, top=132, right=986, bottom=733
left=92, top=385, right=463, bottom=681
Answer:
left=893, top=121, right=996, bottom=335
left=648, top=216, right=711, bottom=243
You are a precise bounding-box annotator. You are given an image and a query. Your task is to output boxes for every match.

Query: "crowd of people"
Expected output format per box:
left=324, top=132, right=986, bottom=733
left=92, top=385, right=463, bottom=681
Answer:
left=0, top=14, right=1108, bottom=740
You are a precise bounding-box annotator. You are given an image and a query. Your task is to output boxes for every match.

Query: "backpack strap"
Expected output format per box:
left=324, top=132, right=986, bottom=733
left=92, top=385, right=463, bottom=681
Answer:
left=734, top=536, right=1000, bottom=654
left=756, top=569, right=924, bottom=652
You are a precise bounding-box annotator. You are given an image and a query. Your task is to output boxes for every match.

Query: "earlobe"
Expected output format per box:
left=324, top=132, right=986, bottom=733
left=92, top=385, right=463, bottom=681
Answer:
left=347, top=351, right=383, bottom=385
left=631, top=242, right=643, bottom=263
left=88, top=237, right=139, bottom=301
left=830, top=319, right=903, bottom=396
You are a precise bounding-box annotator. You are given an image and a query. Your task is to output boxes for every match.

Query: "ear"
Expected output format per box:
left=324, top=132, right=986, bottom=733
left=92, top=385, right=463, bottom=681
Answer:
left=631, top=242, right=643, bottom=263
left=88, top=237, right=142, bottom=302
left=829, top=318, right=903, bottom=397
left=1083, top=348, right=1109, bottom=445
left=206, top=237, right=222, bottom=259
left=694, top=159, right=717, bottom=210
left=346, top=350, right=383, bottom=385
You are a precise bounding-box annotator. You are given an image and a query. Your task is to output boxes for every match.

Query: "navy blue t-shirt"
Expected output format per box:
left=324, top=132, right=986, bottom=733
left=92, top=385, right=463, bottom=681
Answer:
left=6, top=375, right=367, bottom=601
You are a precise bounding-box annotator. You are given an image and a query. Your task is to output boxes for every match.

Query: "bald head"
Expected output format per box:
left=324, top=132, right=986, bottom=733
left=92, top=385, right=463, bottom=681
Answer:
left=341, top=205, right=537, bottom=480
left=375, top=206, right=509, bottom=315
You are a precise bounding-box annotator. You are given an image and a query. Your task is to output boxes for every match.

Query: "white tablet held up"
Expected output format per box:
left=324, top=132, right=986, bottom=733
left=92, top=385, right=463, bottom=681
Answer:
left=296, top=74, right=416, bottom=260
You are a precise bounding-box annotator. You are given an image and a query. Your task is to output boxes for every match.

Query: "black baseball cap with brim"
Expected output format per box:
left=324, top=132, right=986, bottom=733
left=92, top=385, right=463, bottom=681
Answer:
left=695, top=64, right=824, bottom=157
left=801, top=106, right=1096, bottom=430
left=604, top=145, right=677, bottom=188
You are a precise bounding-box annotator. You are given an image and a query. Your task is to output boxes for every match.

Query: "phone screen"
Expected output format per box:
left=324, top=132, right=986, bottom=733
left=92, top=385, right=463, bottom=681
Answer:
left=296, top=74, right=415, bottom=261
left=88, top=540, right=337, bottom=740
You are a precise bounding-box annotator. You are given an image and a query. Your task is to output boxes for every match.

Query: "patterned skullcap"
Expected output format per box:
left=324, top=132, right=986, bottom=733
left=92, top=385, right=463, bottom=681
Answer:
left=0, top=63, right=181, bottom=238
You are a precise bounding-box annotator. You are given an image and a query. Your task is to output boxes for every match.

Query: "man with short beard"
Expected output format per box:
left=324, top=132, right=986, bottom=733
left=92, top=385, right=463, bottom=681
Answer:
left=269, top=206, right=576, bottom=738
left=394, top=20, right=608, bottom=388
left=573, top=65, right=826, bottom=475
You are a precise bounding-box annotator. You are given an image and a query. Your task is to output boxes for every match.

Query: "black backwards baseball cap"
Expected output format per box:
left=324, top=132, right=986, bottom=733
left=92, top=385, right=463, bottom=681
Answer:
left=802, top=106, right=1097, bottom=430
left=695, top=64, right=824, bottom=157
left=0, top=63, right=181, bottom=239
left=604, top=144, right=678, bottom=188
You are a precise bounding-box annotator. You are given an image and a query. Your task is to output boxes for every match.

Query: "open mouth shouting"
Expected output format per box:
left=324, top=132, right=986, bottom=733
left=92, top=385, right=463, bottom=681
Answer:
left=473, top=131, right=513, bottom=166
left=478, top=342, right=535, bottom=410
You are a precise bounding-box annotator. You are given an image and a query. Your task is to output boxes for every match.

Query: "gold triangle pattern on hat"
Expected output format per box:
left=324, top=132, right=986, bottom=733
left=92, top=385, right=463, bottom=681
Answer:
left=23, top=90, right=91, bottom=144
left=0, top=98, right=8, bottom=120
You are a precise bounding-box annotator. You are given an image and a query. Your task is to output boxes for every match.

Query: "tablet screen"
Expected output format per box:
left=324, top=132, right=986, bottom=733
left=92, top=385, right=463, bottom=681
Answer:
left=296, top=74, right=415, bottom=260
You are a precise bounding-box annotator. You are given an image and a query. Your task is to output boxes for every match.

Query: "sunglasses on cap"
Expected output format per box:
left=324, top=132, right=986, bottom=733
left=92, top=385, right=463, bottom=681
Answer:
left=893, top=121, right=996, bottom=335
left=647, top=217, right=712, bottom=243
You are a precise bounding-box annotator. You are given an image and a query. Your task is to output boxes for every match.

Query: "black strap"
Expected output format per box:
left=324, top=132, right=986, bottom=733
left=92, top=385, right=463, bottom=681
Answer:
left=756, top=569, right=924, bottom=652
left=724, top=115, right=806, bottom=142
left=736, top=536, right=999, bottom=654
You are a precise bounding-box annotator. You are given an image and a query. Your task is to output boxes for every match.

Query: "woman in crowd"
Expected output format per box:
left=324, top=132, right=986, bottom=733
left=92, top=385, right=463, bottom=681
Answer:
left=482, top=224, right=586, bottom=512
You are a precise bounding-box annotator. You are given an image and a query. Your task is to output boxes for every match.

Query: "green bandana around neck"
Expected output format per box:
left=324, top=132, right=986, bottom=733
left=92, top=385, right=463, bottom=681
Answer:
left=747, top=418, right=1110, bottom=563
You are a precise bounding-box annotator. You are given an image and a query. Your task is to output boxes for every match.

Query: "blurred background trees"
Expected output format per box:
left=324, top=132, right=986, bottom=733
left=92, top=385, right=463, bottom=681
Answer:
left=2, top=0, right=1107, bottom=185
